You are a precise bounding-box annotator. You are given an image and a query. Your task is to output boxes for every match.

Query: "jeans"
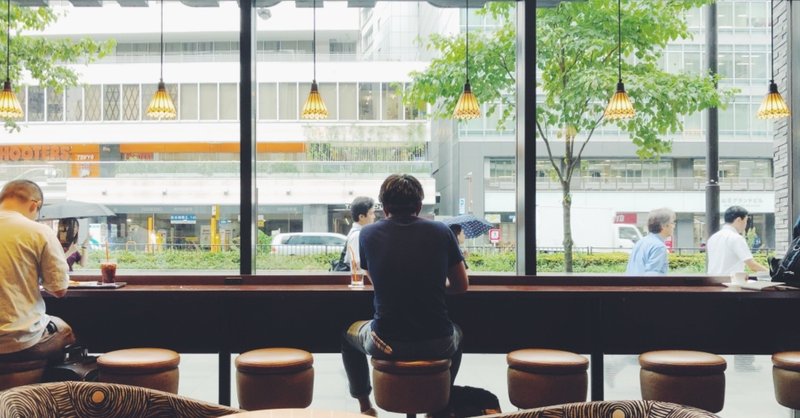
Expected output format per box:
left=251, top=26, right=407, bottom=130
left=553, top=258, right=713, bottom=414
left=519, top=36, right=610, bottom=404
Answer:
left=0, top=316, right=76, bottom=364
left=341, top=320, right=463, bottom=398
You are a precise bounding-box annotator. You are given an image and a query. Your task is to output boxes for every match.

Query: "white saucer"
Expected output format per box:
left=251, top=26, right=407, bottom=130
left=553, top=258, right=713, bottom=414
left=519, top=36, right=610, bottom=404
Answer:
left=722, top=281, right=783, bottom=291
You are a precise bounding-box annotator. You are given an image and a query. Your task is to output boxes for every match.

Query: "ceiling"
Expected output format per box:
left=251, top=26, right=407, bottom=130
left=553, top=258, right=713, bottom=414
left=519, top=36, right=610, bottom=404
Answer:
left=15, top=0, right=581, bottom=8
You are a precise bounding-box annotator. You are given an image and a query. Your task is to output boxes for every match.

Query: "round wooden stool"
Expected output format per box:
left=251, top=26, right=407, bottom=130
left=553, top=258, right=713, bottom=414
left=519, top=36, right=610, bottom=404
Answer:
left=639, top=350, right=726, bottom=413
left=97, top=348, right=180, bottom=393
left=235, top=348, right=314, bottom=410
left=0, top=359, right=47, bottom=391
left=772, top=351, right=800, bottom=409
left=371, top=358, right=451, bottom=418
left=506, top=348, right=588, bottom=408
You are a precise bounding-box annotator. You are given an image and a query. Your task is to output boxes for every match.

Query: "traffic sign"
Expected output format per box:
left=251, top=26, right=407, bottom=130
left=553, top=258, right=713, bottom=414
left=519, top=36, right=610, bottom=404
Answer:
left=488, top=228, right=501, bottom=243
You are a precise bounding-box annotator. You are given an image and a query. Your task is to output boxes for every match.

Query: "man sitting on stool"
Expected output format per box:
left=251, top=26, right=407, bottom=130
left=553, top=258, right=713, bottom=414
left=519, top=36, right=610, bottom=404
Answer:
left=0, top=180, right=75, bottom=365
left=341, top=174, right=469, bottom=416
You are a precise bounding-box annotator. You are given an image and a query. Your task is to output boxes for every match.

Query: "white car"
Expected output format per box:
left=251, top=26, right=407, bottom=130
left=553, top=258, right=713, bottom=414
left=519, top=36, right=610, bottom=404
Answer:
left=270, top=232, right=348, bottom=256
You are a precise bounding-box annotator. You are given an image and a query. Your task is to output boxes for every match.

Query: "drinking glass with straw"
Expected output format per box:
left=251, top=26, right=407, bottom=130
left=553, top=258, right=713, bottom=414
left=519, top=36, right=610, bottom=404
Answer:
left=348, top=245, right=363, bottom=288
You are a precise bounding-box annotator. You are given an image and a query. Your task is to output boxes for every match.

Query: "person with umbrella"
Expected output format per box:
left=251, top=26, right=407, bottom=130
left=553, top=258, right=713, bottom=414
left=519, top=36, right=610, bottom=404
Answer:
left=448, top=223, right=469, bottom=269
left=58, top=218, right=88, bottom=272
left=0, top=180, right=76, bottom=364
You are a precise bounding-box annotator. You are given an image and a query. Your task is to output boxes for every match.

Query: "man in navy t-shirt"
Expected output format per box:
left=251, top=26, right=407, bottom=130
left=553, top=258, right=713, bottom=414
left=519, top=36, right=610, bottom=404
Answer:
left=341, top=174, right=469, bottom=416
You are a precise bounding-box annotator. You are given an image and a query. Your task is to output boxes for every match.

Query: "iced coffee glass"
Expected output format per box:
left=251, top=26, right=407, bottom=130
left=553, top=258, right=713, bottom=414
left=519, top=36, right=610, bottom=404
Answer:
left=349, top=271, right=364, bottom=288
left=100, top=261, right=117, bottom=283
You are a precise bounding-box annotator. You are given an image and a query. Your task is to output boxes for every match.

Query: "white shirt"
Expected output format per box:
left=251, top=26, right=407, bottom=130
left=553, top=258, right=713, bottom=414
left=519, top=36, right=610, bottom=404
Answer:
left=706, top=224, right=754, bottom=275
left=0, top=210, right=70, bottom=354
left=343, top=223, right=363, bottom=270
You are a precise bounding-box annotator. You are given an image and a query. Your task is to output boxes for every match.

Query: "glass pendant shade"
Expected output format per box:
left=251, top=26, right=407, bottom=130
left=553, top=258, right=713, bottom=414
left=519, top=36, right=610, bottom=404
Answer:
left=301, top=81, right=328, bottom=119
left=757, top=81, right=790, bottom=119
left=0, top=80, right=23, bottom=120
left=147, top=81, right=176, bottom=120
left=604, top=81, right=635, bottom=120
left=453, top=82, right=480, bottom=120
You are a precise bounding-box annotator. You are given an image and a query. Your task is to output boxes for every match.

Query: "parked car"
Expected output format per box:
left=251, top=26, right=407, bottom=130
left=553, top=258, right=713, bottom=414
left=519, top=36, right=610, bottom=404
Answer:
left=270, top=232, right=347, bottom=256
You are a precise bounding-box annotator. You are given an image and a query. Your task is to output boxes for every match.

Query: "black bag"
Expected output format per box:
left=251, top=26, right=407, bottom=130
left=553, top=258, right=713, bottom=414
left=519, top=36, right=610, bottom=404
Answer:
left=430, top=386, right=501, bottom=418
left=329, top=245, right=350, bottom=272
left=770, top=235, right=800, bottom=287
left=42, top=345, right=99, bottom=383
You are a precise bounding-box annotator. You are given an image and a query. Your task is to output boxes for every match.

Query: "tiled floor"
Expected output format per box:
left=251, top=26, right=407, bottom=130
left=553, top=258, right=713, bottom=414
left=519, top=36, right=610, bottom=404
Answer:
left=176, top=353, right=791, bottom=417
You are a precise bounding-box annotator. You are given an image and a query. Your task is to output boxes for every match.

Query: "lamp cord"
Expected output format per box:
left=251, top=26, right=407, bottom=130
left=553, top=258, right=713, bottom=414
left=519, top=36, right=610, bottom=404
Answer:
left=769, top=0, right=774, bottom=82
left=617, top=0, right=621, bottom=82
left=6, top=0, right=10, bottom=82
left=160, top=0, right=164, bottom=81
left=465, top=0, right=469, bottom=83
left=313, top=0, right=316, bottom=82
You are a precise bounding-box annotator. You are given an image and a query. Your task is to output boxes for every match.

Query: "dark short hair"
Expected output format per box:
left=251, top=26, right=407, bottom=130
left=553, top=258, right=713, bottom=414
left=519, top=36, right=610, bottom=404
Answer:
left=379, top=174, right=424, bottom=217
left=449, top=224, right=463, bottom=236
left=58, top=218, right=80, bottom=246
left=647, top=208, right=675, bottom=234
left=350, top=196, right=375, bottom=222
left=0, top=179, right=43, bottom=205
left=724, top=206, right=748, bottom=224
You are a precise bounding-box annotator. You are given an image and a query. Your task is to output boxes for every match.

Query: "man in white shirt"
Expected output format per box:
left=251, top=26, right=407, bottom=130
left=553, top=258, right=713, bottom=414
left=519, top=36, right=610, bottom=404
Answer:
left=343, top=196, right=376, bottom=271
left=0, top=180, right=75, bottom=363
left=707, top=205, right=768, bottom=275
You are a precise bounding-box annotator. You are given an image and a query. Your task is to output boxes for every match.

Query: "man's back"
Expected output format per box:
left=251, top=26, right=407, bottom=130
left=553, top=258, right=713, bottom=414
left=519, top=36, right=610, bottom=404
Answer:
left=360, top=216, right=463, bottom=342
left=0, top=210, right=69, bottom=354
left=707, top=225, right=751, bottom=275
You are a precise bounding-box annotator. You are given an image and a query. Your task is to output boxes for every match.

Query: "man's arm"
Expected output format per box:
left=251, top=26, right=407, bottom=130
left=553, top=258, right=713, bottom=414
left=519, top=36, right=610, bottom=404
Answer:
left=644, top=246, right=669, bottom=275
left=744, top=258, right=768, bottom=272
left=446, top=261, right=469, bottom=294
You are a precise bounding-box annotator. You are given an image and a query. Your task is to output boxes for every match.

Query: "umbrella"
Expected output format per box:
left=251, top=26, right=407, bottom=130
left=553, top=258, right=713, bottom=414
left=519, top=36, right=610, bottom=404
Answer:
left=443, top=214, right=494, bottom=239
left=38, top=201, right=116, bottom=220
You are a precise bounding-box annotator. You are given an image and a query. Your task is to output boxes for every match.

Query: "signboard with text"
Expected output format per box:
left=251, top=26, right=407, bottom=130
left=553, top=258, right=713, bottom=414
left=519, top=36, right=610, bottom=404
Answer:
left=489, top=228, right=501, bottom=243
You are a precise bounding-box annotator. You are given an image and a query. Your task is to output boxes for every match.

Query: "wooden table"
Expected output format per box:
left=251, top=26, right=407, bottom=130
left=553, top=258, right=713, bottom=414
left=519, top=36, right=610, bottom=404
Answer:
left=220, top=408, right=374, bottom=418
left=49, top=274, right=800, bottom=405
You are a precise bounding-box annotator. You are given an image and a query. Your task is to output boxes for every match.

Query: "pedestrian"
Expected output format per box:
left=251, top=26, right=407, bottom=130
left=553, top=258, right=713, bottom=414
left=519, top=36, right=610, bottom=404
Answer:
left=341, top=174, right=468, bottom=416
left=343, top=196, right=376, bottom=272
left=58, top=217, right=87, bottom=272
left=707, top=206, right=768, bottom=275
left=0, top=180, right=76, bottom=364
left=625, top=208, right=675, bottom=275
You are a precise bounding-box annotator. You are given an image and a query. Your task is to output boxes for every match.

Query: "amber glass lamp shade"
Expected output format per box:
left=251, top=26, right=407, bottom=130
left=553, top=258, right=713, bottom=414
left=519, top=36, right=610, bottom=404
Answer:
left=604, top=81, right=635, bottom=120
left=301, top=81, right=328, bottom=120
left=0, top=80, right=23, bottom=120
left=757, top=81, right=790, bottom=119
left=147, top=81, right=176, bottom=120
left=453, top=82, right=480, bottom=120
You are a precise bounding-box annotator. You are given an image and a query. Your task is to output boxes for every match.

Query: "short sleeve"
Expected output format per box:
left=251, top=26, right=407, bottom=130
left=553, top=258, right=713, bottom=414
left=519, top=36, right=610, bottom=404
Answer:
left=732, top=235, right=754, bottom=263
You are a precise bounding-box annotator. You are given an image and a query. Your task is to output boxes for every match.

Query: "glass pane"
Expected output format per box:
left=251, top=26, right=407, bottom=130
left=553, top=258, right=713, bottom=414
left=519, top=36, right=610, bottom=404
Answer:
left=28, top=86, right=44, bottom=122
left=339, top=82, right=357, bottom=120
left=65, top=86, right=83, bottom=121
left=381, top=83, right=402, bottom=120
left=85, top=85, right=101, bottom=121
left=359, top=82, right=378, bottom=120
left=122, top=84, right=140, bottom=121
left=180, top=84, right=199, bottom=120
left=278, top=82, right=297, bottom=120
left=258, top=82, right=277, bottom=120
left=199, top=83, right=218, bottom=120
left=103, top=85, right=120, bottom=121
left=46, top=87, right=64, bottom=122
left=219, top=83, right=237, bottom=120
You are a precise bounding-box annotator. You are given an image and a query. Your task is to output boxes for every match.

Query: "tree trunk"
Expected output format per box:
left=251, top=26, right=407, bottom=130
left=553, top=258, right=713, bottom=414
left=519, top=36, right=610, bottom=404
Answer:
left=562, top=182, right=573, bottom=272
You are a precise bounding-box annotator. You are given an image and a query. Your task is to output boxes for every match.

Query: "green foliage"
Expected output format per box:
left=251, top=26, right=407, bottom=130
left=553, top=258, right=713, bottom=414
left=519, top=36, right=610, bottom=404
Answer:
left=4, top=5, right=114, bottom=131
left=536, top=251, right=774, bottom=273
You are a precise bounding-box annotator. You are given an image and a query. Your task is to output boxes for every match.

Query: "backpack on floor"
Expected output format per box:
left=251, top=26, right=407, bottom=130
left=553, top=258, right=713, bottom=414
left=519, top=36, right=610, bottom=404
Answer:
left=42, top=345, right=98, bottom=383
left=770, top=235, right=800, bottom=287
left=430, top=386, right=501, bottom=418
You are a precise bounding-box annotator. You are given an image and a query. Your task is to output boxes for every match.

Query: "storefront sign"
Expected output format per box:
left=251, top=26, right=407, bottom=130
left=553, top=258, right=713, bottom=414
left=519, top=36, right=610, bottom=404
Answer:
left=170, top=214, right=197, bottom=225
left=0, top=145, right=71, bottom=161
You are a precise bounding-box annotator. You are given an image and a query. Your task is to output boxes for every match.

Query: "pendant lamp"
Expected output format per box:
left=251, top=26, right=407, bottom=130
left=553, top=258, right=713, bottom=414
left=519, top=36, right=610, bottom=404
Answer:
left=146, top=0, right=176, bottom=120
left=0, top=0, right=22, bottom=120
left=453, top=0, right=480, bottom=120
left=604, top=0, right=634, bottom=120
left=756, top=0, right=789, bottom=119
left=301, top=0, right=328, bottom=119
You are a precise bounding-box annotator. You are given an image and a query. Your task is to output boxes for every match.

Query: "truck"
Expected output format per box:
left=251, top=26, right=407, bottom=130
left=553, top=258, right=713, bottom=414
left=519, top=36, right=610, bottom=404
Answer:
left=535, top=205, right=643, bottom=252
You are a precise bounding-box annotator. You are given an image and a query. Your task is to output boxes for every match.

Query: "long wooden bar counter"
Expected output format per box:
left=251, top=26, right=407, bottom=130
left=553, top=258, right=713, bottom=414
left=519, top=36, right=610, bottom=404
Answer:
left=48, top=274, right=800, bottom=405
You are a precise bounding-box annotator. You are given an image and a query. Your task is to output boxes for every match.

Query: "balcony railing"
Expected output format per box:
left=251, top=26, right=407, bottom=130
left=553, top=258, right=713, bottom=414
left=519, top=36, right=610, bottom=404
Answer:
left=534, top=176, right=774, bottom=192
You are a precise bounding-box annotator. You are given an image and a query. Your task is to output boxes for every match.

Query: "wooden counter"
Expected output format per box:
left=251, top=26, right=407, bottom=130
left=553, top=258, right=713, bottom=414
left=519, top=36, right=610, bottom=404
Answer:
left=48, top=274, right=800, bottom=405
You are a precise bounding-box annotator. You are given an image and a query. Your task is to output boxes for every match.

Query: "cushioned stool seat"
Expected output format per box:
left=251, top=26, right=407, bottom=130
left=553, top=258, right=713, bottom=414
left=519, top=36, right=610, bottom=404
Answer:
left=772, top=351, right=800, bottom=409
left=639, top=350, right=726, bottom=413
left=506, top=348, right=589, bottom=408
left=97, top=348, right=180, bottom=393
left=372, top=358, right=451, bottom=417
left=0, top=359, right=47, bottom=391
left=235, top=347, right=314, bottom=410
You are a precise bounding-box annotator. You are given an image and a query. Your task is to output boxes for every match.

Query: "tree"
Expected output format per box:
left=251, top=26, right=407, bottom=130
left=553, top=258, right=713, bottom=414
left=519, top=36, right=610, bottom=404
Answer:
left=3, top=5, right=114, bottom=131
left=403, top=0, right=735, bottom=271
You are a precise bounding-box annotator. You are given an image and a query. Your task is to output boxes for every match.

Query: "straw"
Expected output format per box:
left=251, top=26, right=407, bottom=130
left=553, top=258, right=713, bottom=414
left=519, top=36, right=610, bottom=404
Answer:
left=348, top=245, right=357, bottom=275
left=105, top=241, right=110, bottom=262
